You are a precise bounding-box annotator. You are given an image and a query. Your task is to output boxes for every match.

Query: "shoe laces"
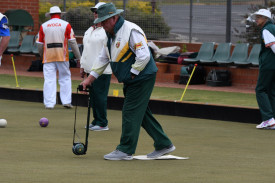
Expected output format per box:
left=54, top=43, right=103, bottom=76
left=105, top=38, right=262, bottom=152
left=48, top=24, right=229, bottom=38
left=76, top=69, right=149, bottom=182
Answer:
left=111, top=150, right=120, bottom=154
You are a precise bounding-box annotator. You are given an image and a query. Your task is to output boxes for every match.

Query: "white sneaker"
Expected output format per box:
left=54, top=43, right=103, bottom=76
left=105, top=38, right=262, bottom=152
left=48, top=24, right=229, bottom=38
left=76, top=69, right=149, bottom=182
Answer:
left=147, top=144, right=176, bottom=159
left=85, top=124, right=94, bottom=129
left=90, top=125, right=109, bottom=131
left=104, top=150, right=133, bottom=160
left=256, top=118, right=275, bottom=129
left=63, top=104, right=73, bottom=109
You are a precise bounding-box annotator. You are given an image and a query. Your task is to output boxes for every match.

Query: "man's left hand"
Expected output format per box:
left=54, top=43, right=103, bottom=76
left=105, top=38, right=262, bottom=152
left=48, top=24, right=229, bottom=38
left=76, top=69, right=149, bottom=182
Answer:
left=131, top=73, right=136, bottom=79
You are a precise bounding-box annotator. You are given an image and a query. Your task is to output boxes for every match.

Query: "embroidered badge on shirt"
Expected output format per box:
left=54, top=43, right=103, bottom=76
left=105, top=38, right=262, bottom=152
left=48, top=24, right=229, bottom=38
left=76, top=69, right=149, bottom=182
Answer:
left=135, top=42, right=143, bottom=50
left=116, top=41, right=120, bottom=48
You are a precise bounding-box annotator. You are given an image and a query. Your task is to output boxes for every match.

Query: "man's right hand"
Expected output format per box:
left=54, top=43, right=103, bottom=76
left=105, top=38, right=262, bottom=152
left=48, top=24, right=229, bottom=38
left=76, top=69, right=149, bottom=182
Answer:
left=80, top=75, right=96, bottom=92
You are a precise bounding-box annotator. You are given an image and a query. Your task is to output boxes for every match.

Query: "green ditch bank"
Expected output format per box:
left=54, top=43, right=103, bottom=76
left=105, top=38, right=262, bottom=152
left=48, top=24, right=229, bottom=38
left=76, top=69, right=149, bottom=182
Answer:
left=0, top=87, right=261, bottom=124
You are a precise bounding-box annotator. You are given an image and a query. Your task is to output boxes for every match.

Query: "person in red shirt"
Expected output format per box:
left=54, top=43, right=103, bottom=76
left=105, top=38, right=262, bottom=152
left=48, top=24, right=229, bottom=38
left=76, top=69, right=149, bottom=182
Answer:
left=37, top=6, right=81, bottom=109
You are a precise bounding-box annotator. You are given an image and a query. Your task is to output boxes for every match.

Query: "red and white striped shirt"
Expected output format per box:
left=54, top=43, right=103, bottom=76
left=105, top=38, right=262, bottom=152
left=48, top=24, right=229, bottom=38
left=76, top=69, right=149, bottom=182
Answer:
left=37, top=18, right=76, bottom=63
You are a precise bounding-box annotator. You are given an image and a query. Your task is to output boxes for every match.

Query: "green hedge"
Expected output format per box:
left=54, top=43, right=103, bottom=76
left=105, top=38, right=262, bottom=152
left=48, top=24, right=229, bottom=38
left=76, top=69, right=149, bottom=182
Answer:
left=125, top=9, right=170, bottom=40
left=39, top=2, right=170, bottom=39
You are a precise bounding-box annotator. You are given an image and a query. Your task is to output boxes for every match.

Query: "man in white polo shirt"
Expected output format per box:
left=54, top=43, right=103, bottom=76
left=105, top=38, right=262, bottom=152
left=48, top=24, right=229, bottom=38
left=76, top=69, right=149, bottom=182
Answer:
left=37, top=6, right=81, bottom=109
left=80, top=2, right=112, bottom=131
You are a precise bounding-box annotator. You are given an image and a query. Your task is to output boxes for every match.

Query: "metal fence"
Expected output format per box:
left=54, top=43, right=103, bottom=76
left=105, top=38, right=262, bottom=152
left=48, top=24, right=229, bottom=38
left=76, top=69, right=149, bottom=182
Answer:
left=39, top=0, right=270, bottom=43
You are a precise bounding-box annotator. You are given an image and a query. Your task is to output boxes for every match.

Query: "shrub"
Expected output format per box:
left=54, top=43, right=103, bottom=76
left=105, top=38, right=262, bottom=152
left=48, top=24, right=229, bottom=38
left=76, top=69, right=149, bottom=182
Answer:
left=125, top=9, right=170, bottom=39
left=39, top=2, right=53, bottom=25
left=122, top=0, right=170, bottom=39
left=63, top=7, right=94, bottom=36
left=38, top=0, right=170, bottom=39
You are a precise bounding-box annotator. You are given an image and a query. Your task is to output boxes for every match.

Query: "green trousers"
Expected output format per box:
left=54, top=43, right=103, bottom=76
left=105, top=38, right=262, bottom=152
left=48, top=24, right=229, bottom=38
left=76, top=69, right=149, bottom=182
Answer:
left=255, top=69, right=275, bottom=121
left=89, top=74, right=111, bottom=127
left=116, top=74, right=172, bottom=154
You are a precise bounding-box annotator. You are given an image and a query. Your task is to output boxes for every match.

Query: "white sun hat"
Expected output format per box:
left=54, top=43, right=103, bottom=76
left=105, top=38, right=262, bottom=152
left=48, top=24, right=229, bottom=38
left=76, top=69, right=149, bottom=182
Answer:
left=45, top=6, right=66, bottom=17
left=253, top=9, right=272, bottom=19
left=90, top=2, right=106, bottom=12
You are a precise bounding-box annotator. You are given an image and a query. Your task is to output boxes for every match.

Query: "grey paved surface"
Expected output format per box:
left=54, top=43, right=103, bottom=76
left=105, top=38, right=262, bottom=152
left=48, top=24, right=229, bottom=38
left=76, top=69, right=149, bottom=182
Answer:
left=160, top=4, right=251, bottom=43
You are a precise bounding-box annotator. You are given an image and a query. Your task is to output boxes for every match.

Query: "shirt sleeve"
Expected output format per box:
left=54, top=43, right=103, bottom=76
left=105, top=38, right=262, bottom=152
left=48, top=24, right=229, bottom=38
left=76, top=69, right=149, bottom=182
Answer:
left=129, top=29, right=150, bottom=75
left=263, top=29, right=275, bottom=48
left=65, top=23, right=76, bottom=40
left=0, top=17, right=10, bottom=37
left=90, top=45, right=110, bottom=78
left=37, top=26, right=45, bottom=44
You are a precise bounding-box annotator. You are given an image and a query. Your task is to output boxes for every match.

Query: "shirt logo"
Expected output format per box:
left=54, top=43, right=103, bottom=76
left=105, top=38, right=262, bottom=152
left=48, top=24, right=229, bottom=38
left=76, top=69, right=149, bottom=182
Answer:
left=116, top=41, right=120, bottom=48
left=135, top=42, right=143, bottom=50
left=47, top=23, right=62, bottom=27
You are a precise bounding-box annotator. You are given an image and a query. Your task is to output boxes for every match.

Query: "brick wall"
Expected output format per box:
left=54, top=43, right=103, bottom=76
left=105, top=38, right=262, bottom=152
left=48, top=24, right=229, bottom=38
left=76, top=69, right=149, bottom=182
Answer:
left=160, top=64, right=258, bottom=89
left=204, top=66, right=258, bottom=89
left=0, top=0, right=40, bottom=34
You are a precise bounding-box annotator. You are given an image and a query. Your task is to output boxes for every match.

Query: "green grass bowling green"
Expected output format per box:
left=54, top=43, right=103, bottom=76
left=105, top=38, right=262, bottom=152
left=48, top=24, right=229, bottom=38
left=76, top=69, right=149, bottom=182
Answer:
left=0, top=99, right=274, bottom=183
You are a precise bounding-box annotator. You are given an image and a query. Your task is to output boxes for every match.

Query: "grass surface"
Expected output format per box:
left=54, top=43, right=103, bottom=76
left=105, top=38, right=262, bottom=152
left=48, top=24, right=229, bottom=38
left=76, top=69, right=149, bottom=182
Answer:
left=0, top=99, right=274, bottom=183
left=0, top=74, right=258, bottom=108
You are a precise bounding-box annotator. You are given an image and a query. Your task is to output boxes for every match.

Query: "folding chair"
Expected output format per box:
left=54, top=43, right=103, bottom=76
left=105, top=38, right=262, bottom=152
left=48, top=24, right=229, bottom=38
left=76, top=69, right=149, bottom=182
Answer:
left=7, top=31, right=21, bottom=52
left=217, top=43, right=248, bottom=65
left=19, top=35, right=35, bottom=53
left=32, top=35, right=39, bottom=55
left=32, top=42, right=39, bottom=55
left=200, top=43, right=232, bottom=64
left=184, top=42, right=215, bottom=63
left=232, top=43, right=250, bottom=66
left=248, top=44, right=261, bottom=67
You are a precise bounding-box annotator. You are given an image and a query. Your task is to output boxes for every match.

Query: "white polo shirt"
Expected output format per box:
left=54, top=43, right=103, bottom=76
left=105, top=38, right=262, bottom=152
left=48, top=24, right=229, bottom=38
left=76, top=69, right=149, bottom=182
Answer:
left=80, top=26, right=111, bottom=74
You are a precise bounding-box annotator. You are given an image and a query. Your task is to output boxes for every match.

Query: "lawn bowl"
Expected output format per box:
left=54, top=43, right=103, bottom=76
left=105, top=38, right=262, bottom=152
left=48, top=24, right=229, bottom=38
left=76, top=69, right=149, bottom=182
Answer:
left=39, top=117, right=49, bottom=127
left=72, top=143, right=85, bottom=155
left=0, top=119, right=7, bottom=128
